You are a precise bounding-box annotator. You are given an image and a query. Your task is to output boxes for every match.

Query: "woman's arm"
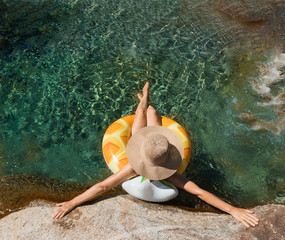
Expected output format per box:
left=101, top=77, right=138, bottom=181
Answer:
left=166, top=173, right=259, bottom=228
left=52, top=164, right=136, bottom=219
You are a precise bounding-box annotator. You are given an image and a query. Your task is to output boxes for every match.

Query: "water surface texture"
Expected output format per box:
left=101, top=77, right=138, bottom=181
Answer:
left=0, top=0, right=284, bottom=207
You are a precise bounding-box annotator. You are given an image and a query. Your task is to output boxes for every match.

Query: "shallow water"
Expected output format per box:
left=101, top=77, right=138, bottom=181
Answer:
left=0, top=0, right=284, bottom=208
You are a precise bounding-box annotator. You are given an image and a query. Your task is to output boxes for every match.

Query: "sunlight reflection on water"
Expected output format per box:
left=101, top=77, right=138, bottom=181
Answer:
left=0, top=0, right=284, bottom=207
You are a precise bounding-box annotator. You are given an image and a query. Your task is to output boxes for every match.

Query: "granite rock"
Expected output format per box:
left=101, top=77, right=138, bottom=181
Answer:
left=0, top=195, right=284, bottom=240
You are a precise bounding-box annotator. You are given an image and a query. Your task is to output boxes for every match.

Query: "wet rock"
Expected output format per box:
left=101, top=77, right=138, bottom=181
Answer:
left=0, top=174, right=89, bottom=218
left=0, top=196, right=284, bottom=240
left=240, top=53, right=285, bottom=136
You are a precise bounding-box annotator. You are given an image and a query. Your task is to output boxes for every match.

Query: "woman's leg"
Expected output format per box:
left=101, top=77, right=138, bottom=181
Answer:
left=132, top=82, right=149, bottom=135
left=147, top=105, right=162, bottom=126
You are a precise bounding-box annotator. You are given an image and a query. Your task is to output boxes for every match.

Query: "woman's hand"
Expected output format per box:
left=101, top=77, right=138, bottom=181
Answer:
left=229, top=207, right=259, bottom=228
left=52, top=200, right=77, bottom=219
left=52, top=165, right=136, bottom=219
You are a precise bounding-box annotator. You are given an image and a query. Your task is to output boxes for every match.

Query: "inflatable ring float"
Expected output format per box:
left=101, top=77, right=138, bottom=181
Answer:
left=102, top=115, right=191, bottom=202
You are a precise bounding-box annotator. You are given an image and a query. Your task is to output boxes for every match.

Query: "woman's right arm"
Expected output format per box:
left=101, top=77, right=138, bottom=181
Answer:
left=166, top=173, right=259, bottom=228
left=52, top=164, right=136, bottom=219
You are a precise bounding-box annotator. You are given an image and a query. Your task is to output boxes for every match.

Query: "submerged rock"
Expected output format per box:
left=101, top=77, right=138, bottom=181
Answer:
left=0, top=196, right=284, bottom=240
left=0, top=174, right=89, bottom=218
left=0, top=36, right=10, bottom=51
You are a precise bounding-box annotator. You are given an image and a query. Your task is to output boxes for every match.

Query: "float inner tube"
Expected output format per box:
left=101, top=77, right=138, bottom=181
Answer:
left=102, top=115, right=191, bottom=202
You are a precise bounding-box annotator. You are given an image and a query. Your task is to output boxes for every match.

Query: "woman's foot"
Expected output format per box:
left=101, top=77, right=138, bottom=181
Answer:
left=137, top=93, right=143, bottom=100
left=137, top=82, right=149, bottom=107
left=137, top=82, right=149, bottom=98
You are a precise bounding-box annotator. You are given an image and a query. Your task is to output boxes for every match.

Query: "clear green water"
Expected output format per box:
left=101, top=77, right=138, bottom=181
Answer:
left=0, top=0, right=284, bottom=207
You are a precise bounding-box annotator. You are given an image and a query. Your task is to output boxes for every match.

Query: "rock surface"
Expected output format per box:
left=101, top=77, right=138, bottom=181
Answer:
left=0, top=195, right=284, bottom=240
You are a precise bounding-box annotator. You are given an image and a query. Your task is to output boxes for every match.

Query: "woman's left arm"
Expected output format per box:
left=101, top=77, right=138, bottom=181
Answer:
left=167, top=173, right=259, bottom=228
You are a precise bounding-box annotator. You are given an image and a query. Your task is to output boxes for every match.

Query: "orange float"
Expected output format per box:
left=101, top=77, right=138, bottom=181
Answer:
left=102, top=115, right=191, bottom=174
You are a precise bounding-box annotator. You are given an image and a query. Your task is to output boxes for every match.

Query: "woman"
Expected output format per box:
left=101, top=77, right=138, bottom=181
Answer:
left=53, top=82, right=259, bottom=228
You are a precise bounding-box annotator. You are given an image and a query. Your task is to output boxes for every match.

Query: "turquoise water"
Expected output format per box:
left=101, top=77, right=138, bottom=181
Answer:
left=0, top=0, right=284, bottom=207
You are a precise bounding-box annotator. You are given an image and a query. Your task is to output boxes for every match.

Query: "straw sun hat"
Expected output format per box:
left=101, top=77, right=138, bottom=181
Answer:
left=126, top=126, right=184, bottom=180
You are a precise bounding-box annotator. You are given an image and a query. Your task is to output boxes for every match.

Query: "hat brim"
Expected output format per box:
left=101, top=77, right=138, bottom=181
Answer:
left=126, top=126, right=184, bottom=180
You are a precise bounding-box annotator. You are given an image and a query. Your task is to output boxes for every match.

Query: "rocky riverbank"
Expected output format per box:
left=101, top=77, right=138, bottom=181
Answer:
left=0, top=195, right=284, bottom=240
